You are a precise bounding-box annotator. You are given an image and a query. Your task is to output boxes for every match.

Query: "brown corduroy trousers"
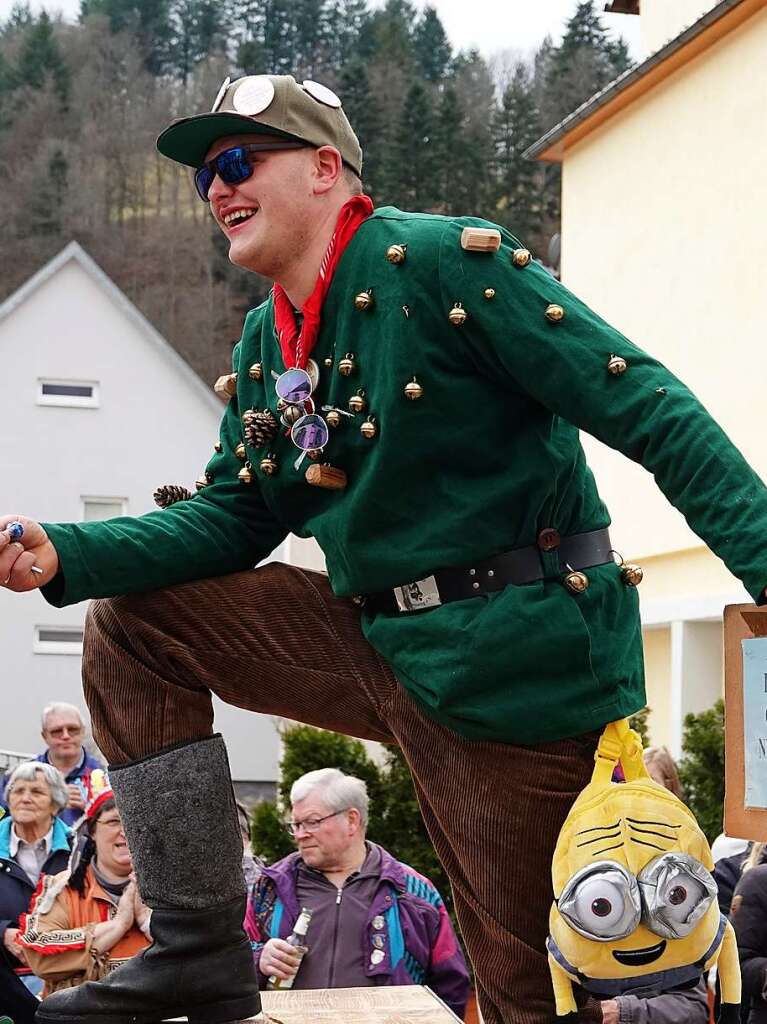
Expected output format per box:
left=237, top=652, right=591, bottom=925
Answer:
left=82, top=563, right=603, bottom=1024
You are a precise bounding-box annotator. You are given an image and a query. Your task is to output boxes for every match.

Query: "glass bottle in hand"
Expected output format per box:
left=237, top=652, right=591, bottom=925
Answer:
left=267, top=907, right=312, bottom=990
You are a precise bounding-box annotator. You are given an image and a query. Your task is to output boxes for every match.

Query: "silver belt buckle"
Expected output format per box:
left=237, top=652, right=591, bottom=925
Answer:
left=394, top=575, right=441, bottom=613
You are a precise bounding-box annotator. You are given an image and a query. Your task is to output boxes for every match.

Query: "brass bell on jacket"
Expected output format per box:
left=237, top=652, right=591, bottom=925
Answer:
left=608, top=354, right=628, bottom=376
left=360, top=417, right=377, bottom=439
left=512, top=248, right=532, bottom=268
left=386, top=244, right=407, bottom=265
left=326, top=409, right=342, bottom=428
left=348, top=390, right=367, bottom=414
left=545, top=303, right=565, bottom=323
left=339, top=353, right=356, bottom=377
left=235, top=442, right=246, bottom=461
left=484, top=288, right=495, bottom=300
left=621, top=563, right=644, bottom=587
left=259, top=455, right=278, bottom=476
left=354, top=289, right=374, bottom=311
left=448, top=303, right=467, bottom=326
left=238, top=462, right=254, bottom=485
left=404, top=377, right=423, bottom=401
left=195, top=472, right=212, bottom=491
left=564, top=570, right=589, bottom=594
left=324, top=357, right=333, bottom=368
left=248, top=363, right=263, bottom=381
left=282, top=404, right=302, bottom=426
left=214, top=441, right=223, bottom=454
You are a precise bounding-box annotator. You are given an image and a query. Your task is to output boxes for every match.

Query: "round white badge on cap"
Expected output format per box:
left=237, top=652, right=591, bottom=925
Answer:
left=232, top=76, right=275, bottom=116
left=210, top=76, right=231, bottom=113
left=303, top=80, right=342, bottom=108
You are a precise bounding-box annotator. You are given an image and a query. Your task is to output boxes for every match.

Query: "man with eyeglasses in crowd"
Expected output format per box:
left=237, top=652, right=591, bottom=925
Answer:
left=245, top=769, right=468, bottom=1016
left=3, top=72, right=767, bottom=1024
left=0, top=703, right=102, bottom=827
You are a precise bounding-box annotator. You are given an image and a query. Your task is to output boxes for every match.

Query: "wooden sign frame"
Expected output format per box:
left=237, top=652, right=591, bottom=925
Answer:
left=724, top=603, right=767, bottom=840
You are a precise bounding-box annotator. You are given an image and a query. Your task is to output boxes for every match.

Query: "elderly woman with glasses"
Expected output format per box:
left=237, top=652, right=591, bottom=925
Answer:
left=18, top=780, right=150, bottom=996
left=0, top=761, right=72, bottom=1024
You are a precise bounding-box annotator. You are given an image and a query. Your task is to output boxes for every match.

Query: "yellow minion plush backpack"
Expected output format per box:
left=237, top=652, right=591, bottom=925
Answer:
left=547, top=719, right=740, bottom=1022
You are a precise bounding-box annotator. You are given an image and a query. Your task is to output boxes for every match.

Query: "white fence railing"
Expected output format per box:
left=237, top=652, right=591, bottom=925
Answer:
left=0, top=749, right=35, bottom=773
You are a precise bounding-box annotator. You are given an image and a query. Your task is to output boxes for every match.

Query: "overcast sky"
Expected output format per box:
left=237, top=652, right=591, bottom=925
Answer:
left=0, top=0, right=642, bottom=60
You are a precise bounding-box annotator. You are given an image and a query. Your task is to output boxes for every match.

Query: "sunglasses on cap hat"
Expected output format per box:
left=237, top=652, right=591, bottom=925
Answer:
left=194, top=140, right=307, bottom=201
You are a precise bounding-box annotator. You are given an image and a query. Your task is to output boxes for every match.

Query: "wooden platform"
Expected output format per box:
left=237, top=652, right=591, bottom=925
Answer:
left=245, top=985, right=461, bottom=1022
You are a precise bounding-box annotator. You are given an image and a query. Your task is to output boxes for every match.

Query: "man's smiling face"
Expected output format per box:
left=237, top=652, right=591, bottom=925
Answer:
left=205, top=133, right=315, bottom=278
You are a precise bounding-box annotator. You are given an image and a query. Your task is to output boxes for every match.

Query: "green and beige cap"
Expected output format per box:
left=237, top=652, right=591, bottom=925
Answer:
left=157, top=74, right=362, bottom=176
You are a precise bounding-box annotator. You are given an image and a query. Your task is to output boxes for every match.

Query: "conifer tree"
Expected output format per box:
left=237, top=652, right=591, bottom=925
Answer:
left=15, top=11, right=70, bottom=108
left=413, top=5, right=451, bottom=83
left=394, top=80, right=435, bottom=210
left=492, top=62, right=542, bottom=243
left=255, top=0, right=294, bottom=74
left=80, top=0, right=173, bottom=75
left=326, top=0, right=370, bottom=70
left=542, top=0, right=634, bottom=129
left=338, top=56, right=384, bottom=196
left=1, top=1, right=33, bottom=38
left=169, top=0, right=229, bottom=84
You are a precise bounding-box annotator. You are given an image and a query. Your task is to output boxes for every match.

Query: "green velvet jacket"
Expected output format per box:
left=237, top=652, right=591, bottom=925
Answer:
left=42, top=207, right=767, bottom=744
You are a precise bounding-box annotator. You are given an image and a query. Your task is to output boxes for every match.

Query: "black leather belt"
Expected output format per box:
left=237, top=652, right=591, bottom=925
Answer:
left=363, top=528, right=613, bottom=614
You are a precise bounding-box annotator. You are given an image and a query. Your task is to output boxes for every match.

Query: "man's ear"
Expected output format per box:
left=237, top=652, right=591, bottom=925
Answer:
left=348, top=808, right=363, bottom=834
left=312, top=146, right=344, bottom=195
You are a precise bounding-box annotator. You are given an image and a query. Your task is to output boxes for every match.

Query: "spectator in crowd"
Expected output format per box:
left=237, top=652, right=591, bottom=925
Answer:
left=237, top=801, right=264, bottom=897
left=712, top=834, right=750, bottom=865
left=727, top=842, right=767, bottom=1024
left=246, top=768, right=469, bottom=1019
left=643, top=745, right=685, bottom=800
left=599, top=745, right=709, bottom=1024
left=716, top=842, right=761, bottom=920
left=1, top=703, right=103, bottom=827
left=0, top=761, right=72, bottom=1024
left=18, top=780, right=150, bottom=996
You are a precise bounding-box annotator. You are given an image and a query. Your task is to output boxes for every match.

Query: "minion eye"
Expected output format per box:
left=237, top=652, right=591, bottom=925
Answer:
left=558, top=862, right=641, bottom=942
left=575, top=879, right=628, bottom=933
left=639, top=853, right=717, bottom=939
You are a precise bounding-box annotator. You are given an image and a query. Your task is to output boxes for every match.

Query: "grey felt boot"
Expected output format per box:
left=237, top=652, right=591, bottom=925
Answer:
left=36, top=735, right=262, bottom=1024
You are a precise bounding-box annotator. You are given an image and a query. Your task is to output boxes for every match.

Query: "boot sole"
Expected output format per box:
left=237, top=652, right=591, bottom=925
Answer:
left=36, top=995, right=261, bottom=1024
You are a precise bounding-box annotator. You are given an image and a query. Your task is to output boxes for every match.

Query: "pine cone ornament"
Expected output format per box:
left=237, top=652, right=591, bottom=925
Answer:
left=153, top=484, right=193, bottom=509
left=244, top=409, right=279, bottom=448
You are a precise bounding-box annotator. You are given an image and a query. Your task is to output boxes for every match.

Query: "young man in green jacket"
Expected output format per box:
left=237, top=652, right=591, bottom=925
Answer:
left=2, top=74, right=765, bottom=1024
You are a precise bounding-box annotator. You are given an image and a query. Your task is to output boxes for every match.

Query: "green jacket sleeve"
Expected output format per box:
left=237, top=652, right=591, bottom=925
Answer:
left=440, top=217, right=767, bottom=602
left=41, top=343, right=287, bottom=608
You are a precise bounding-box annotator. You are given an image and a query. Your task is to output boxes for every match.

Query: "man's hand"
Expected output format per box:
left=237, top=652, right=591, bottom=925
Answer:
left=600, top=999, right=620, bottom=1024
left=259, top=938, right=302, bottom=981
left=0, top=516, right=59, bottom=591
left=66, top=784, right=86, bottom=810
left=3, top=927, right=28, bottom=965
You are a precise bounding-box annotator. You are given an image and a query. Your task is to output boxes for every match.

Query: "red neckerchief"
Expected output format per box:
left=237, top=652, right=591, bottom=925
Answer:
left=272, top=194, right=374, bottom=370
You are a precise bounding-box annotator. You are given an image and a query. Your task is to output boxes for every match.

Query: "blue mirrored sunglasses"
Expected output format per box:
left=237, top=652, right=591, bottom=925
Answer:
left=194, top=141, right=307, bottom=202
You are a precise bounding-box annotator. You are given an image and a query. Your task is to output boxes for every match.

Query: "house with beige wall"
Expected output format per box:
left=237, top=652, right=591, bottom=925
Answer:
left=527, top=0, right=767, bottom=755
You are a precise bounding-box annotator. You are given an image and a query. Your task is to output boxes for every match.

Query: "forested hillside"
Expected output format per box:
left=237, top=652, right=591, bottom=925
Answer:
left=0, top=0, right=632, bottom=381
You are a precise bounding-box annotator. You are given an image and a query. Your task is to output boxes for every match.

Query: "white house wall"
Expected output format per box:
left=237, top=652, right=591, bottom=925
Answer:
left=0, top=246, right=281, bottom=784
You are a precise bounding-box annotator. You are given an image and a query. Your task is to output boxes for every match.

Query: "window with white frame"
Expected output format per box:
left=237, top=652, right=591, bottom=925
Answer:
left=37, top=379, right=99, bottom=408
left=82, top=496, right=127, bottom=521
left=34, top=626, right=84, bottom=655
